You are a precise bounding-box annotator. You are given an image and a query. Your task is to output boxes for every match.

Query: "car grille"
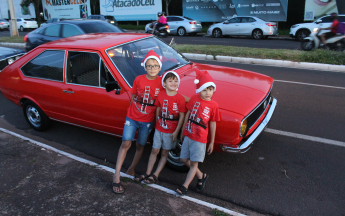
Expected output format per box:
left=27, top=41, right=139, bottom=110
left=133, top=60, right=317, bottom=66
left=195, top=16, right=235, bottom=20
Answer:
left=0, top=59, right=9, bottom=71
left=247, top=92, right=272, bottom=130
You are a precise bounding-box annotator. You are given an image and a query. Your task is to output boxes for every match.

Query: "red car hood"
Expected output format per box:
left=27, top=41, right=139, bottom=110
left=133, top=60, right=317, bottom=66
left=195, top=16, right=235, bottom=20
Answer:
left=177, top=63, right=274, bottom=117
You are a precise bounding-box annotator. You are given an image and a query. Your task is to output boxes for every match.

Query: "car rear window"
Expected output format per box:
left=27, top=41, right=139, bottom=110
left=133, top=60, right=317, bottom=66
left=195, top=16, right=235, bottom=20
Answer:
left=77, top=22, right=122, bottom=33
left=183, top=17, right=193, bottom=20
left=104, top=16, right=116, bottom=20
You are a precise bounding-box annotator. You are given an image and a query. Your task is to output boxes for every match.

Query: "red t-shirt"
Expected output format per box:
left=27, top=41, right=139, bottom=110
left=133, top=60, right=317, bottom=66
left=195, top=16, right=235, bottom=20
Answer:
left=183, top=94, right=221, bottom=143
left=154, top=91, right=187, bottom=133
left=331, top=20, right=339, bottom=34
left=127, top=75, right=162, bottom=122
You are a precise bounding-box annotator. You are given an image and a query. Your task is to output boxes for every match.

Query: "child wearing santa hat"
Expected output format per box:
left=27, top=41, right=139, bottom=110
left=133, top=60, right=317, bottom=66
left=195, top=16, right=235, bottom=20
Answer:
left=134, top=71, right=186, bottom=184
left=176, top=68, right=221, bottom=196
left=113, top=50, right=164, bottom=194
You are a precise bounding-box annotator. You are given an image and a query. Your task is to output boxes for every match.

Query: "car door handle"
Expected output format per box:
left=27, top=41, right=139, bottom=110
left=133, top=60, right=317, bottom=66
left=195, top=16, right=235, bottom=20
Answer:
left=63, top=90, right=74, bottom=94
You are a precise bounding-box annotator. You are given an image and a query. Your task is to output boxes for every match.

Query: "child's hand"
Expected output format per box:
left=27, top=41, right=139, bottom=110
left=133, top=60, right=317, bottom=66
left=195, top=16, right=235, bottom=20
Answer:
left=171, top=131, right=178, bottom=142
left=207, top=143, right=214, bottom=155
left=180, top=134, right=185, bottom=142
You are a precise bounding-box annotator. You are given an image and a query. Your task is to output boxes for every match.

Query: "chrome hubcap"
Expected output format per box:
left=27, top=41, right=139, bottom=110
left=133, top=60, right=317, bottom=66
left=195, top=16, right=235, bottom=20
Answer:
left=26, top=106, right=41, bottom=127
left=214, top=30, right=220, bottom=37
left=254, top=31, right=261, bottom=38
left=178, top=28, right=185, bottom=35
left=167, top=141, right=184, bottom=166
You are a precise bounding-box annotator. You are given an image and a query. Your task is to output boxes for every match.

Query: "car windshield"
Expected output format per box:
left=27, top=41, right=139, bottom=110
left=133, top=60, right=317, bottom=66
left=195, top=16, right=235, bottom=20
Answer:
left=77, top=22, right=122, bottom=33
left=104, top=16, right=116, bottom=20
left=107, top=37, right=189, bottom=87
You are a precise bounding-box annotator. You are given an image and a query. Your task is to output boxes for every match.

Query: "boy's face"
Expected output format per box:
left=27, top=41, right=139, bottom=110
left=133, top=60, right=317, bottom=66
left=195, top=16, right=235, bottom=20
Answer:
left=199, top=86, right=214, bottom=101
left=145, top=59, right=160, bottom=78
left=163, top=77, right=179, bottom=91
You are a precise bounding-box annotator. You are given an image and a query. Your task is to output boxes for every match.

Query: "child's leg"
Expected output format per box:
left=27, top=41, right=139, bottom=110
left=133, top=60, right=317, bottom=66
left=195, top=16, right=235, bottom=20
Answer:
left=113, top=140, right=132, bottom=192
left=152, top=149, right=169, bottom=177
left=126, top=142, right=145, bottom=175
left=146, top=148, right=160, bottom=175
left=180, top=158, right=203, bottom=184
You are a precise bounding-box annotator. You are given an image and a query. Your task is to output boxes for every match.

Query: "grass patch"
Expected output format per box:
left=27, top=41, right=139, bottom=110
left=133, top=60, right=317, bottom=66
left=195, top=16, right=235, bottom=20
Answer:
left=0, top=36, right=25, bottom=43
left=278, top=28, right=290, bottom=36
left=173, top=44, right=345, bottom=65
left=213, top=209, right=229, bottom=216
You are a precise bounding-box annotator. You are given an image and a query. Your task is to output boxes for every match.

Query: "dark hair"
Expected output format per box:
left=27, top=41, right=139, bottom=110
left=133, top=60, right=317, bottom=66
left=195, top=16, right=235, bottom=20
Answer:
left=206, top=86, right=215, bottom=90
left=163, top=72, right=178, bottom=82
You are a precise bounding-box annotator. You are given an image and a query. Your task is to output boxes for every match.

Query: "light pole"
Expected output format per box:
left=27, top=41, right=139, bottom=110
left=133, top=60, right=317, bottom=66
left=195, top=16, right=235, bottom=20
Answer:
left=8, top=0, right=19, bottom=37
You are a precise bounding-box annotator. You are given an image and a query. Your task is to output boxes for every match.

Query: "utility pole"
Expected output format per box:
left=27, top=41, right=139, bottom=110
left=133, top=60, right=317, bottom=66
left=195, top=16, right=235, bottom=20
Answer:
left=8, top=0, right=18, bottom=37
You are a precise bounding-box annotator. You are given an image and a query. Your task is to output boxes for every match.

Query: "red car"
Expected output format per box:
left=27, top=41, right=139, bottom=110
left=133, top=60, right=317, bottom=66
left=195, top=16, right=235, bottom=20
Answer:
left=0, top=33, right=277, bottom=171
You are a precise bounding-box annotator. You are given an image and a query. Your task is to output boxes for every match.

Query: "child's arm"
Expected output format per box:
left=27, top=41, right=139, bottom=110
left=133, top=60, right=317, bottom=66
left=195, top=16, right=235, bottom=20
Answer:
left=207, top=121, right=216, bottom=155
left=155, top=107, right=160, bottom=123
left=180, top=110, right=190, bottom=141
left=130, top=94, right=136, bottom=105
left=171, top=112, right=185, bottom=141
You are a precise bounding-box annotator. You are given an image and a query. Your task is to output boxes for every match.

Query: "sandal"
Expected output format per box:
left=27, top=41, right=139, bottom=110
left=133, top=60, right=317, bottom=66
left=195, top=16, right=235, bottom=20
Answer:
left=196, top=173, right=209, bottom=192
left=112, top=182, right=124, bottom=194
left=134, top=173, right=149, bottom=183
left=144, top=174, right=158, bottom=184
left=176, top=186, right=188, bottom=196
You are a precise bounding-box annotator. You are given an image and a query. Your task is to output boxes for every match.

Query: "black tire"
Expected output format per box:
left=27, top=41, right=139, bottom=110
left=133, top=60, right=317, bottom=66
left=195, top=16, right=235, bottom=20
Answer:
left=166, top=141, right=189, bottom=172
left=177, top=27, right=186, bottom=36
left=212, top=28, right=222, bottom=38
left=296, top=29, right=310, bottom=41
left=23, top=101, right=51, bottom=131
left=252, top=29, right=263, bottom=39
left=20, top=26, right=24, bottom=32
left=262, top=35, right=268, bottom=39
left=162, top=29, right=168, bottom=38
left=190, top=33, right=197, bottom=36
left=301, top=40, right=315, bottom=51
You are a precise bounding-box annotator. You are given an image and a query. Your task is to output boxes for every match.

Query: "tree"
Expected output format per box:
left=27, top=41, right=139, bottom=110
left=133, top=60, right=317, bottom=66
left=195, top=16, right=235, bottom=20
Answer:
left=165, top=0, right=172, bottom=16
left=20, top=0, right=42, bottom=25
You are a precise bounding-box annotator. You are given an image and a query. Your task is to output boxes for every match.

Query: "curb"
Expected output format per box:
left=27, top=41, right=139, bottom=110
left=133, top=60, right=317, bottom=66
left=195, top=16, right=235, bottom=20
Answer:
left=1, top=42, right=344, bottom=72
left=182, top=53, right=345, bottom=73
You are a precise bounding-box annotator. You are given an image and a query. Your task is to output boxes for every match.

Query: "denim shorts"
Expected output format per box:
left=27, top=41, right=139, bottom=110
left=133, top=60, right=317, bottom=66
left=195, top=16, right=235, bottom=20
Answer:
left=180, top=136, right=206, bottom=162
left=122, top=117, right=154, bottom=146
left=153, top=130, right=178, bottom=150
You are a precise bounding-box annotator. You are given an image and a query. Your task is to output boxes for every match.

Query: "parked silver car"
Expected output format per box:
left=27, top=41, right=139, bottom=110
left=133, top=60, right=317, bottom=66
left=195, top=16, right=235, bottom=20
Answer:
left=145, top=16, right=202, bottom=36
left=0, top=19, right=10, bottom=31
left=207, top=16, right=278, bottom=39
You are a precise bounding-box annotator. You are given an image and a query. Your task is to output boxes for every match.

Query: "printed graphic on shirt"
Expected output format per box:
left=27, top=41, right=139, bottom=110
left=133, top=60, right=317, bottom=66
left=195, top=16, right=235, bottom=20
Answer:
left=186, top=102, right=208, bottom=133
left=133, top=86, right=160, bottom=114
left=158, top=100, right=179, bottom=130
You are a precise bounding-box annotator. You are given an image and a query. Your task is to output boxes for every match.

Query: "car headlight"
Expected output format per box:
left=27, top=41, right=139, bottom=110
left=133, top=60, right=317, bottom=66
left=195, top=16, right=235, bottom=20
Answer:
left=313, top=28, right=318, bottom=32
left=15, top=55, right=21, bottom=60
left=291, top=25, right=299, bottom=28
left=240, top=118, right=248, bottom=137
left=7, top=58, right=15, bottom=64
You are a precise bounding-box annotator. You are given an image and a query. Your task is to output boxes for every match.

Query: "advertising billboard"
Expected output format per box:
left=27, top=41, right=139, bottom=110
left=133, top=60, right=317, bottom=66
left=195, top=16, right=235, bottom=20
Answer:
left=41, top=0, right=91, bottom=20
left=183, top=0, right=288, bottom=22
left=100, top=0, right=162, bottom=21
left=304, top=0, right=345, bottom=21
left=0, top=0, right=36, bottom=19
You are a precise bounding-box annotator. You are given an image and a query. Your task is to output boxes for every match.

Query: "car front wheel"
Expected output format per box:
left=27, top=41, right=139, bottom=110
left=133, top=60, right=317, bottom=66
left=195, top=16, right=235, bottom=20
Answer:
left=212, top=28, right=222, bottom=38
left=296, top=29, right=310, bottom=41
left=177, top=27, right=186, bottom=36
left=166, top=141, right=189, bottom=172
left=252, top=29, right=263, bottom=39
left=23, top=101, right=51, bottom=131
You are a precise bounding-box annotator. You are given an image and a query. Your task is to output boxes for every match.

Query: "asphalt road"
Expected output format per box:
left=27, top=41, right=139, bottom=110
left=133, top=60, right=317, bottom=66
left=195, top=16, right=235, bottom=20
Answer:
left=0, top=59, right=344, bottom=215
left=0, top=29, right=301, bottom=50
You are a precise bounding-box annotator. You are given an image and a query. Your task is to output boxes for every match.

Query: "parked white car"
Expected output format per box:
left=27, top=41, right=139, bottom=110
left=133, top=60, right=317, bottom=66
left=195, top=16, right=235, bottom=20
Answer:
left=207, top=16, right=278, bottom=39
left=145, top=16, right=202, bottom=36
left=16, top=18, right=38, bottom=31
left=290, top=14, right=345, bottom=41
left=0, top=19, right=10, bottom=31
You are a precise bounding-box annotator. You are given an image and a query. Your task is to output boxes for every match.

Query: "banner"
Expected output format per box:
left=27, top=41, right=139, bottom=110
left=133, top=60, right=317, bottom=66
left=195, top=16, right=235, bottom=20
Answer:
left=0, top=0, right=36, bottom=19
left=100, top=0, right=162, bottom=21
left=183, top=0, right=288, bottom=22
left=41, top=0, right=91, bottom=19
left=304, top=0, right=344, bottom=21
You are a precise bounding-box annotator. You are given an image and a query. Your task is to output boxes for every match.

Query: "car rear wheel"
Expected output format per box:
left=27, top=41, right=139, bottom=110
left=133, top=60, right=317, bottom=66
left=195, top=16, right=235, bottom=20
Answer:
left=212, top=28, right=222, bottom=38
left=177, top=27, right=186, bottom=36
left=19, top=26, right=24, bottom=32
left=166, top=141, right=189, bottom=172
left=252, top=29, right=263, bottom=39
left=23, top=101, right=51, bottom=131
left=296, top=29, right=310, bottom=41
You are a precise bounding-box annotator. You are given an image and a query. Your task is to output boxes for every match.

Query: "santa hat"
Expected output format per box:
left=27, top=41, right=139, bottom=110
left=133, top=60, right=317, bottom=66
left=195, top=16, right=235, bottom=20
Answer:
left=141, top=50, right=162, bottom=68
left=194, top=69, right=216, bottom=93
left=162, top=71, right=180, bottom=90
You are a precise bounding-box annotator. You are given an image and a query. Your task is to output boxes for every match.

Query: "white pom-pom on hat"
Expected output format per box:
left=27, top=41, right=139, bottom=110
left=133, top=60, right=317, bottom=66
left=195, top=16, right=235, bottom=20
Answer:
left=194, top=79, right=199, bottom=84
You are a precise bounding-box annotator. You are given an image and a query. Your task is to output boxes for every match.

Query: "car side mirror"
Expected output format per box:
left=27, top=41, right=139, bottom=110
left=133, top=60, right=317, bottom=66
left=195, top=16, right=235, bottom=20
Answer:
left=105, top=81, right=121, bottom=94
left=223, top=21, right=229, bottom=24
left=315, top=19, right=322, bottom=24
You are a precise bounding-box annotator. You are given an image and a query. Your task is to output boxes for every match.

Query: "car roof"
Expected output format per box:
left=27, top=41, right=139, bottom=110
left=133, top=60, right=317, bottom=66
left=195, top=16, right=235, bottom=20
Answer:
left=40, top=33, right=151, bottom=50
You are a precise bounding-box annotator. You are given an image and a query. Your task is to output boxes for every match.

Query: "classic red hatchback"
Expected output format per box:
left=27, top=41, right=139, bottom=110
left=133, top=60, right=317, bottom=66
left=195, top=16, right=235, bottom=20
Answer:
left=0, top=33, right=277, bottom=170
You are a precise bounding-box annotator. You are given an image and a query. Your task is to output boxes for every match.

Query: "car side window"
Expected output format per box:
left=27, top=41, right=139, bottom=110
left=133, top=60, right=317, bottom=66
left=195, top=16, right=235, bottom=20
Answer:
left=176, top=17, right=184, bottom=21
left=167, top=17, right=172, bottom=22
left=44, top=24, right=61, bottom=37
left=338, top=16, right=345, bottom=22
left=21, top=50, right=65, bottom=81
left=248, top=18, right=255, bottom=22
left=229, top=17, right=240, bottom=23
left=67, top=51, right=100, bottom=87
left=100, top=60, right=115, bottom=87
left=62, top=24, right=82, bottom=37
left=17, top=19, right=21, bottom=22
left=321, top=16, right=332, bottom=23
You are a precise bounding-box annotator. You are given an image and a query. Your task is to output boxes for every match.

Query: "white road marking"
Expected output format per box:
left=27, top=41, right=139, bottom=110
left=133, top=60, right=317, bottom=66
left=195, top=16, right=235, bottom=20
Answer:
left=0, top=127, right=246, bottom=216
left=265, top=128, right=345, bottom=148
left=275, top=80, right=345, bottom=90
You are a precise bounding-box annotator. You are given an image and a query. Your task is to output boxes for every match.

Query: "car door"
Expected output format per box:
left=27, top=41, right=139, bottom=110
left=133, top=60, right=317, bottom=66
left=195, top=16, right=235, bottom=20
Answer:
left=239, top=17, right=256, bottom=35
left=222, top=17, right=241, bottom=35
left=167, top=17, right=179, bottom=34
left=61, top=50, right=130, bottom=135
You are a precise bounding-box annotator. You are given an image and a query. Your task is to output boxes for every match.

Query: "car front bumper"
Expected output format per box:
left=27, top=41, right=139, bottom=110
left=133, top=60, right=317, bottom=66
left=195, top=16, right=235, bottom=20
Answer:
left=0, top=24, right=9, bottom=29
left=220, top=98, right=277, bottom=153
